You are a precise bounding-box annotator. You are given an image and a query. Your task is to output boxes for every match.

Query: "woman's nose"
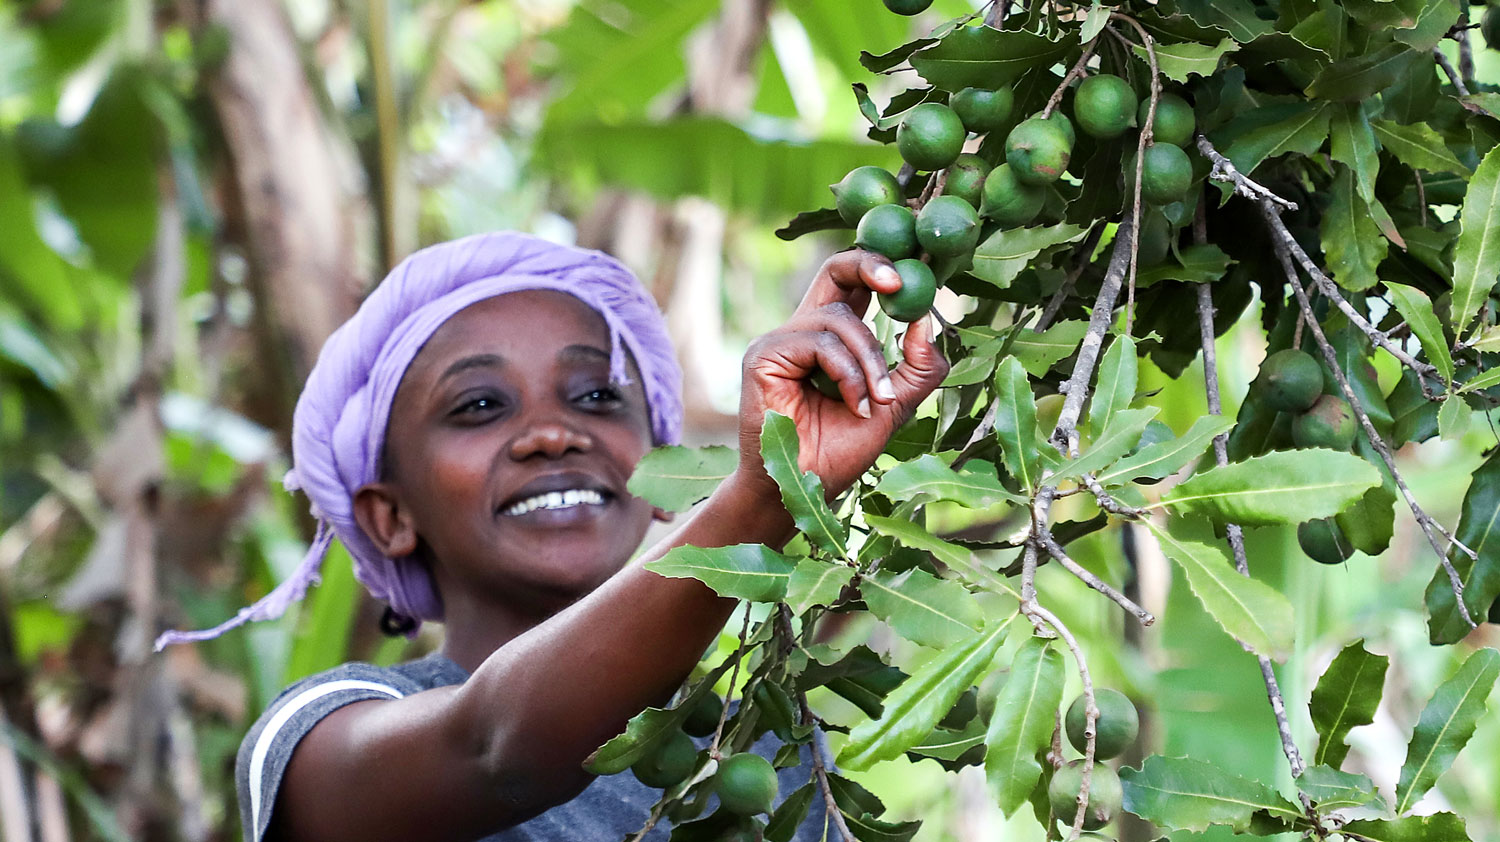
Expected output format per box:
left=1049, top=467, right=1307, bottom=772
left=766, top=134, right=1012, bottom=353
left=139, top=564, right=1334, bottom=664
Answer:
left=507, top=420, right=593, bottom=460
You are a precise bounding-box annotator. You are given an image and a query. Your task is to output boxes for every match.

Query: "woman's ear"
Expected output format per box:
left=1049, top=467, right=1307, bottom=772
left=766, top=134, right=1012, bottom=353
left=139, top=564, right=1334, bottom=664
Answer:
left=353, top=483, right=420, bottom=558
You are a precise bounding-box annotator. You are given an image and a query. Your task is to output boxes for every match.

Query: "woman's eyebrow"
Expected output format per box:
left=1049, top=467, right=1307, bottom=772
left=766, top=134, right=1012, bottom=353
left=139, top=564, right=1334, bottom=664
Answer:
left=558, top=344, right=610, bottom=365
left=437, top=353, right=506, bottom=385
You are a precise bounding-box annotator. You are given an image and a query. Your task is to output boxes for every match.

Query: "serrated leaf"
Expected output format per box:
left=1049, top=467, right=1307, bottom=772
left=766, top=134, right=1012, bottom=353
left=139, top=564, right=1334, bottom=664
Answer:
left=627, top=444, right=738, bottom=512
left=1296, top=766, right=1384, bottom=811
left=909, top=26, right=1074, bottom=90
left=1427, top=452, right=1500, bottom=643
left=1450, top=144, right=1500, bottom=340
left=1051, top=408, right=1161, bottom=481
left=1080, top=0, right=1111, bottom=41
left=1322, top=168, right=1386, bottom=292
left=1458, top=368, right=1500, bottom=394
left=1220, top=102, right=1331, bottom=177
left=838, top=621, right=1010, bottom=770
left=1386, top=283, right=1454, bottom=385
left=1371, top=120, right=1470, bottom=177
left=993, top=357, right=1045, bottom=492
left=645, top=544, right=797, bottom=602
left=1307, top=43, right=1419, bottom=101
left=1342, top=813, right=1470, bottom=842
left=1120, top=756, right=1303, bottom=833
left=1147, top=518, right=1295, bottom=659
left=863, top=567, right=983, bottom=649
left=1395, top=647, right=1500, bottom=813
left=1438, top=396, right=1471, bottom=441
left=1089, top=335, right=1138, bottom=436
left=775, top=207, right=846, bottom=241
left=864, top=515, right=1022, bottom=599
left=1393, top=0, right=1460, bottom=52
left=1162, top=450, right=1381, bottom=525
left=761, top=411, right=846, bottom=555
left=971, top=224, right=1089, bottom=290
left=860, top=38, right=938, bottom=74
left=583, top=707, right=677, bottom=774
left=1010, top=320, right=1090, bottom=379
left=1310, top=640, right=1390, bottom=768
left=1096, top=415, right=1237, bottom=486
left=984, top=638, right=1065, bottom=815
left=1134, top=38, right=1238, bottom=81
left=910, top=718, right=987, bottom=763
left=786, top=558, right=854, bottom=614
left=1175, top=0, right=1273, bottom=40
left=1331, top=103, right=1379, bottom=203
left=765, top=783, right=816, bottom=842
left=876, top=455, right=1023, bottom=508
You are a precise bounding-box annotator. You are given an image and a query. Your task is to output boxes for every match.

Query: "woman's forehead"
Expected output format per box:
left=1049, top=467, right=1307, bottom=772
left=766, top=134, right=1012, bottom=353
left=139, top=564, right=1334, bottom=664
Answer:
left=409, top=290, right=612, bottom=375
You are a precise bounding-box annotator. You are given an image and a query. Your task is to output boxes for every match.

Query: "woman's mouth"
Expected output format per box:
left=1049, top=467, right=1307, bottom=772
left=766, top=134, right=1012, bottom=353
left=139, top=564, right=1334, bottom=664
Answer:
left=500, top=488, right=608, bottom=517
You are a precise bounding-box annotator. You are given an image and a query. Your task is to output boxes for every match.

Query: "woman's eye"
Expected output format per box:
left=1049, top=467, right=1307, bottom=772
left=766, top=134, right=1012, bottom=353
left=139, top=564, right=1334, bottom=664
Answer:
left=577, top=386, right=623, bottom=407
left=452, top=395, right=504, bottom=417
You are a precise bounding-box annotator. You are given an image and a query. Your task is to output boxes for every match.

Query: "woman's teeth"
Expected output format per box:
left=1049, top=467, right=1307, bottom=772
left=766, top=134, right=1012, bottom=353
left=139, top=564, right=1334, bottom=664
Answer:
left=503, top=488, right=606, bottom=516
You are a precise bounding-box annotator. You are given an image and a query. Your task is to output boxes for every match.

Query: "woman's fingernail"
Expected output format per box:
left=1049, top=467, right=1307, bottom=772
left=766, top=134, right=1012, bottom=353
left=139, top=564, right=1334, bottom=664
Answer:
left=875, top=265, right=901, bottom=286
left=857, top=398, right=872, bottom=418
left=877, top=377, right=896, bottom=400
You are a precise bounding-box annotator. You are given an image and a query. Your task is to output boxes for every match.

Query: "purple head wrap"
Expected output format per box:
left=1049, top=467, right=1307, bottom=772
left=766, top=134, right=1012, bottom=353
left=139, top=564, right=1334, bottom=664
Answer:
left=155, top=232, right=683, bottom=650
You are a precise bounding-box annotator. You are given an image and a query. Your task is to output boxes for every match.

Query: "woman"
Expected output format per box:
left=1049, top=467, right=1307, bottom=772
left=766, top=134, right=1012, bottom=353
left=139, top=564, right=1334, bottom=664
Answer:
left=159, top=232, right=947, bottom=841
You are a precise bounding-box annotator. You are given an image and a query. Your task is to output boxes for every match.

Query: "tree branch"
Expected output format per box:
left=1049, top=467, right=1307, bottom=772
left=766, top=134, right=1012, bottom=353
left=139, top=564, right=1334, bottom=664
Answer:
left=1022, top=600, right=1097, bottom=841
left=797, top=693, right=856, bottom=842
left=1038, top=529, right=1155, bottom=625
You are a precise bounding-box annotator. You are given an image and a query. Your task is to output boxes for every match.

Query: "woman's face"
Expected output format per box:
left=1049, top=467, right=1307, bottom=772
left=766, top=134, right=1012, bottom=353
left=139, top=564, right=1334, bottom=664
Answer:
left=370, top=290, right=659, bottom=616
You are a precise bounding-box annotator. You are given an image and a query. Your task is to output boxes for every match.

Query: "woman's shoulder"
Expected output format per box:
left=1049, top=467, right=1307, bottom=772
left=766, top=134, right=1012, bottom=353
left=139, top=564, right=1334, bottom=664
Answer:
left=234, top=652, right=468, bottom=842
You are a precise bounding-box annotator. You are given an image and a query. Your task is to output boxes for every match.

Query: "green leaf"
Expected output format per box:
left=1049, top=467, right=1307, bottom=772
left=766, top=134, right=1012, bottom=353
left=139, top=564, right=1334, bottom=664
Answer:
left=971, top=224, right=1089, bottom=290
left=1120, top=756, right=1303, bottom=833
left=1310, top=640, right=1390, bottom=768
left=984, top=638, right=1065, bottom=815
left=1296, top=766, right=1384, bottom=811
left=1395, top=648, right=1500, bottom=813
left=765, top=783, right=816, bottom=842
left=1134, top=244, right=1234, bottom=287
left=1438, top=396, right=1471, bottom=441
left=1095, top=415, right=1237, bottom=486
left=863, top=567, right=983, bottom=649
left=1371, top=120, right=1470, bottom=177
left=1134, top=38, right=1238, bottom=81
left=993, top=357, right=1045, bottom=492
left=1088, top=335, right=1138, bottom=436
left=876, top=455, right=1023, bottom=508
left=1427, top=452, right=1500, bottom=643
left=1341, top=813, right=1470, bottom=842
left=1392, top=0, right=1460, bottom=52
left=1174, top=0, right=1273, bottom=40
left=1010, top=319, right=1089, bottom=379
left=626, top=445, right=737, bottom=512
left=1219, top=102, right=1331, bottom=176
left=909, top=26, right=1074, bottom=91
left=584, top=707, right=677, bottom=774
left=761, top=411, right=846, bottom=555
left=1307, top=43, right=1419, bottom=101
left=1162, top=449, right=1381, bottom=525
left=786, top=558, right=854, bottom=614
left=1450, top=144, right=1500, bottom=340
left=1146, top=518, right=1295, bottom=660
left=1386, top=284, right=1454, bottom=385
left=1458, top=368, right=1500, bottom=394
left=838, top=620, right=1010, bottom=770
left=864, top=515, right=1022, bottom=599
left=1322, top=168, right=1386, bottom=292
left=1051, top=408, right=1161, bottom=481
left=645, top=544, right=797, bottom=602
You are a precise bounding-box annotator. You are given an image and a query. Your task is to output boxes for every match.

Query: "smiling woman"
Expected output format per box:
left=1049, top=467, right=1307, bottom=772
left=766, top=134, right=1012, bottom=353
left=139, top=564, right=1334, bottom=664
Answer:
left=155, top=231, right=946, bottom=842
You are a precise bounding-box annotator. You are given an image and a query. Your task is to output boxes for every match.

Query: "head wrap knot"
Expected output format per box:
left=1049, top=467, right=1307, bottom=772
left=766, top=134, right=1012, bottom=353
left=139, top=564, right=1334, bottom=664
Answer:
left=156, top=232, right=682, bottom=649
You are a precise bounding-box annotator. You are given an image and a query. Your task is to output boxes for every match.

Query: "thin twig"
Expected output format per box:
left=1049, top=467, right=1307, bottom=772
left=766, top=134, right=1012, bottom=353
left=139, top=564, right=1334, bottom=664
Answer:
left=1106, top=15, right=1160, bottom=338
left=984, top=0, right=1006, bottom=28
left=1023, top=601, right=1097, bottom=841
left=1193, top=135, right=1297, bottom=210
left=1456, top=0, right=1477, bottom=90
left=1038, top=529, right=1156, bottom=625
left=1041, top=39, right=1100, bottom=119
left=797, top=693, right=857, bottom=842
left=1080, top=473, right=1146, bottom=518
left=1053, top=212, right=1137, bottom=458
left=1037, top=224, right=1106, bottom=332
left=1434, top=47, right=1472, bottom=96
left=710, top=609, right=755, bottom=756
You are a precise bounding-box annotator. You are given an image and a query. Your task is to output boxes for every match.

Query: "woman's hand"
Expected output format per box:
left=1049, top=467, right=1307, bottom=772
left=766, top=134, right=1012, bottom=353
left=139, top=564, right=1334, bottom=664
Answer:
left=737, top=249, right=949, bottom=498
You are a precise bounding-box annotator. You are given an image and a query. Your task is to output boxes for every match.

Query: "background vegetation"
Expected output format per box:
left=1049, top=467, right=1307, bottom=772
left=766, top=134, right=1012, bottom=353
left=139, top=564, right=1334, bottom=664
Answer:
left=0, top=1, right=1497, bottom=841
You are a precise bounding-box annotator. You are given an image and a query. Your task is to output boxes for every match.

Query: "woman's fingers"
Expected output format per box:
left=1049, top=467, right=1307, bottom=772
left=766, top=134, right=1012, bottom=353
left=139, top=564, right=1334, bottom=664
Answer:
left=796, top=249, right=903, bottom=316
left=747, top=328, right=872, bottom=418
left=886, top=316, right=949, bottom=419
left=797, top=302, right=897, bottom=406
